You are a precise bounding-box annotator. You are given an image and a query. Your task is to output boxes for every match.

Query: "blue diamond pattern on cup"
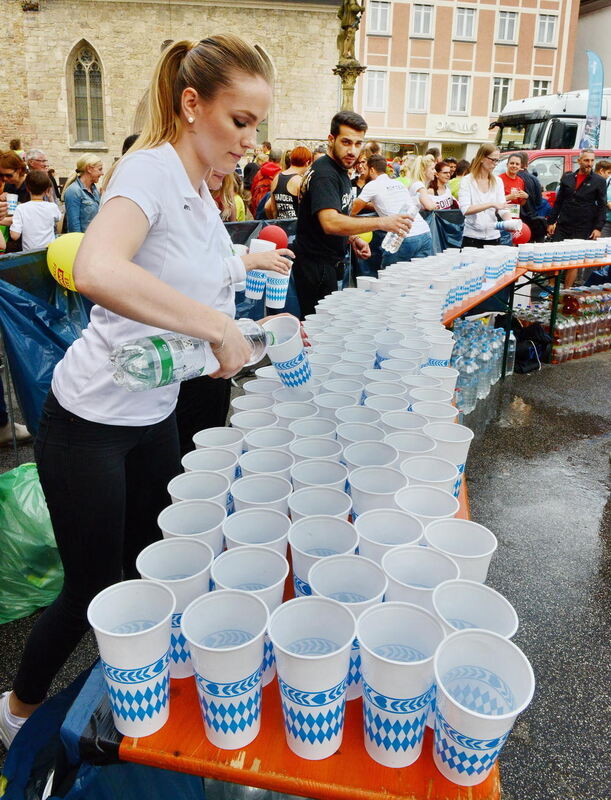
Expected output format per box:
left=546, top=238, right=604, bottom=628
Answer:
left=434, top=709, right=510, bottom=776
left=428, top=358, right=450, bottom=367
left=364, top=705, right=428, bottom=752
left=293, top=574, right=312, bottom=597
left=170, top=613, right=190, bottom=664
left=453, top=463, right=465, bottom=497
left=262, top=637, right=276, bottom=672
left=201, top=688, right=262, bottom=734
left=442, top=665, right=515, bottom=715
left=107, top=675, right=169, bottom=722
left=281, top=702, right=346, bottom=744
left=348, top=639, right=361, bottom=688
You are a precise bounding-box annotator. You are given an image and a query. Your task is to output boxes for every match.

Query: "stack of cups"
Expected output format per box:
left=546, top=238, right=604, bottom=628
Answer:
left=263, top=315, right=312, bottom=391
left=245, top=238, right=275, bottom=300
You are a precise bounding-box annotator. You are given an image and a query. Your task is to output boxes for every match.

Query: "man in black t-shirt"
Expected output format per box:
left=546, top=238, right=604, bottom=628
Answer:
left=292, top=111, right=413, bottom=317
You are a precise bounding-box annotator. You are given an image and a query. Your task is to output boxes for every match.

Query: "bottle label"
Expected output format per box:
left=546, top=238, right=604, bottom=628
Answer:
left=149, top=336, right=175, bottom=386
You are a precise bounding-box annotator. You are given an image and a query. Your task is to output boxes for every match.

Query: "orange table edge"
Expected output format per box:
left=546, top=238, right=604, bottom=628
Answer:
left=119, top=482, right=500, bottom=800
left=442, top=268, right=526, bottom=326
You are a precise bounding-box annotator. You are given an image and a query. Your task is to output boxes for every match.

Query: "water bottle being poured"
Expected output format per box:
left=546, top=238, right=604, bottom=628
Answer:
left=110, top=318, right=275, bottom=391
left=381, top=202, right=418, bottom=254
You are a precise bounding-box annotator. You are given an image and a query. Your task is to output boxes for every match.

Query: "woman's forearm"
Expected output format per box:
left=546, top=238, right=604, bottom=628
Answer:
left=463, top=202, right=496, bottom=215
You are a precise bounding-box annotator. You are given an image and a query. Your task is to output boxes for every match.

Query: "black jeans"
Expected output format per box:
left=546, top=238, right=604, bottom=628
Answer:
left=461, top=236, right=501, bottom=249
left=176, top=374, right=232, bottom=458
left=293, top=258, right=341, bottom=319
left=13, top=391, right=180, bottom=704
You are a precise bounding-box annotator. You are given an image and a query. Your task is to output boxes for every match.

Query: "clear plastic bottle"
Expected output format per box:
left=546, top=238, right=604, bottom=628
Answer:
left=476, top=345, right=492, bottom=399
left=381, top=202, right=415, bottom=254
left=505, top=331, right=517, bottom=375
left=110, top=318, right=273, bottom=391
left=460, top=357, right=478, bottom=415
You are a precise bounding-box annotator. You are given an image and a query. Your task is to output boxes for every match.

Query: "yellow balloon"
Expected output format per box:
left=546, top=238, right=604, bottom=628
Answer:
left=47, top=233, right=84, bottom=292
left=358, top=231, right=373, bottom=244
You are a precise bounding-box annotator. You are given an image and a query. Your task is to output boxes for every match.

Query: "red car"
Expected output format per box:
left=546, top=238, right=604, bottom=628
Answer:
left=494, top=149, right=611, bottom=206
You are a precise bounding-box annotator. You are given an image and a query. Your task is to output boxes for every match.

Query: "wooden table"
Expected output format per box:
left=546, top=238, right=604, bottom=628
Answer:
left=119, top=485, right=500, bottom=800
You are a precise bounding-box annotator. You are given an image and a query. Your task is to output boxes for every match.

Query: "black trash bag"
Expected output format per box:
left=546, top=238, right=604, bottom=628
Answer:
left=495, top=315, right=552, bottom=373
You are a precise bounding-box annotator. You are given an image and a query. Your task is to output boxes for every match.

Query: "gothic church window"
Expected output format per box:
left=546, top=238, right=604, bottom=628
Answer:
left=71, top=43, right=105, bottom=143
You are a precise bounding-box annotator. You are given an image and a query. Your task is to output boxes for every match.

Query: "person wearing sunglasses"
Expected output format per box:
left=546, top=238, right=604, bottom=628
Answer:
left=458, top=144, right=514, bottom=247
left=0, top=151, right=29, bottom=205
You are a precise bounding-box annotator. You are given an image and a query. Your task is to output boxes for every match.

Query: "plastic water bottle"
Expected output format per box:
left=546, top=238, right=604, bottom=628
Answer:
left=490, top=330, right=504, bottom=384
left=459, top=358, right=478, bottom=415
left=506, top=331, right=517, bottom=375
left=110, top=318, right=273, bottom=391
left=381, top=202, right=415, bottom=254
left=476, top=345, right=493, bottom=400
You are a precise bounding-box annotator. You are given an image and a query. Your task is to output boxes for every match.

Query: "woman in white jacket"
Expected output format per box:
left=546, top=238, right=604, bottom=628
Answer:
left=458, top=144, right=514, bottom=247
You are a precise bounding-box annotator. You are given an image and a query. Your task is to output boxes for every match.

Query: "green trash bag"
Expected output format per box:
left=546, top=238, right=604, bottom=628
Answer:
left=0, top=462, right=64, bottom=623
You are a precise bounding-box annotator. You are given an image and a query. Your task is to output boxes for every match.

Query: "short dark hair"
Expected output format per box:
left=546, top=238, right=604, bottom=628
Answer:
left=262, top=141, right=272, bottom=150
left=595, top=159, right=611, bottom=173
left=425, top=147, right=441, bottom=160
left=515, top=151, right=529, bottom=169
left=122, top=133, right=140, bottom=155
left=330, top=111, right=368, bottom=137
left=445, top=156, right=457, bottom=165
left=455, top=159, right=471, bottom=177
left=367, top=155, right=388, bottom=174
left=25, top=169, right=51, bottom=195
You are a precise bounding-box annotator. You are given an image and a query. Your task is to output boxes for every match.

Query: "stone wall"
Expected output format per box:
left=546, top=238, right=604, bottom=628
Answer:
left=0, top=0, right=339, bottom=177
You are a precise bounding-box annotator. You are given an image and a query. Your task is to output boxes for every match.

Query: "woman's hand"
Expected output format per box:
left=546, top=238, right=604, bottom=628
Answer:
left=209, top=318, right=254, bottom=379
left=494, top=201, right=509, bottom=211
left=242, top=248, right=294, bottom=275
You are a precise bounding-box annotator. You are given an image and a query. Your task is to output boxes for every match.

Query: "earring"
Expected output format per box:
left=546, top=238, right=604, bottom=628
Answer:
left=187, top=116, right=194, bottom=124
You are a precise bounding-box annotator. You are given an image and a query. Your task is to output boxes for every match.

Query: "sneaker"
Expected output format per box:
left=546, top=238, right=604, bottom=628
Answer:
left=0, top=422, right=32, bottom=446
left=0, top=691, right=27, bottom=750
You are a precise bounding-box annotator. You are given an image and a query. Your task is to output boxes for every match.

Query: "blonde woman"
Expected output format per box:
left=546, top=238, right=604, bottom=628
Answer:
left=62, top=153, right=104, bottom=232
left=408, top=154, right=437, bottom=211
left=0, top=35, right=294, bottom=746
left=458, top=143, right=512, bottom=247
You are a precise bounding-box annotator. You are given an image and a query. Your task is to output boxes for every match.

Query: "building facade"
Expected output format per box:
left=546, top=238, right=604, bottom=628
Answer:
left=0, top=0, right=340, bottom=178
left=354, top=0, right=580, bottom=159
left=571, top=0, right=611, bottom=90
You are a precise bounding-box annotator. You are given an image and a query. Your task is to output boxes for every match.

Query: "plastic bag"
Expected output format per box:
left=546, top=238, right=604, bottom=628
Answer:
left=0, top=462, right=63, bottom=624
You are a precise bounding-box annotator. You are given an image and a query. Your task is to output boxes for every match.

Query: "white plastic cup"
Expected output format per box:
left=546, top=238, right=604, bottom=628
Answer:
left=308, top=555, right=388, bottom=700
left=424, top=519, right=498, bottom=583
left=355, top=509, right=424, bottom=564
left=243, top=427, right=296, bottom=453
left=288, top=516, right=358, bottom=597
left=348, top=466, right=408, bottom=520
left=266, top=270, right=291, bottom=309
left=288, top=417, right=337, bottom=440
left=379, top=411, right=428, bottom=434
left=6, top=193, right=18, bottom=215
left=231, top=410, right=279, bottom=434
left=223, top=508, right=291, bottom=556
left=273, top=401, right=318, bottom=426
left=407, top=387, right=454, bottom=409
left=381, top=358, right=419, bottom=376
left=158, top=499, right=226, bottom=557
left=290, top=458, right=349, bottom=492
left=400, top=456, right=459, bottom=495
left=181, top=590, right=269, bottom=749
left=342, top=441, right=399, bottom=471
left=362, top=382, right=408, bottom=402
left=289, top=437, right=343, bottom=464
left=87, top=580, right=175, bottom=737
left=364, top=395, right=407, bottom=413
left=245, top=269, right=267, bottom=299
left=231, top=475, right=292, bottom=515
left=136, top=538, right=214, bottom=678
left=211, top=546, right=289, bottom=685
left=427, top=339, right=455, bottom=367
left=255, top=365, right=280, bottom=379
left=362, top=368, right=401, bottom=385
left=422, top=422, right=474, bottom=497
left=239, top=448, right=295, bottom=482
left=433, top=630, right=535, bottom=786
left=411, top=401, right=459, bottom=425
left=263, top=316, right=312, bottom=390
left=395, top=485, right=460, bottom=526
left=420, top=366, right=459, bottom=394
left=181, top=448, right=238, bottom=483
left=288, top=487, right=352, bottom=522
left=272, top=387, right=315, bottom=405
left=330, top=362, right=369, bottom=380
left=382, top=545, right=460, bottom=612
left=401, top=375, right=442, bottom=390
left=357, top=602, right=445, bottom=767
left=230, top=394, right=274, bottom=413
left=268, top=597, right=356, bottom=759
left=432, top=579, right=519, bottom=638
left=336, top=422, right=386, bottom=450
left=313, top=392, right=356, bottom=421
left=248, top=237, right=276, bottom=254
left=243, top=378, right=282, bottom=396
left=167, top=470, right=230, bottom=510
left=335, top=405, right=381, bottom=426
left=320, top=379, right=364, bottom=404
left=384, top=431, right=437, bottom=459
left=193, top=427, right=243, bottom=457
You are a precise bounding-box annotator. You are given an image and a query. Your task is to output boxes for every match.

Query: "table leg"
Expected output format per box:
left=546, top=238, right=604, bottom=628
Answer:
left=501, top=279, right=516, bottom=379
left=547, top=271, right=561, bottom=363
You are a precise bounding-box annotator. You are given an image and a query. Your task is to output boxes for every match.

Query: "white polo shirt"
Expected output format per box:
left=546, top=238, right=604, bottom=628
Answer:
left=359, top=173, right=430, bottom=238
left=52, top=143, right=246, bottom=426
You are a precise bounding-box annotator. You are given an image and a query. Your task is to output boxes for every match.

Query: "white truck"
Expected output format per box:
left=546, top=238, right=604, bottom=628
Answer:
left=491, top=89, right=611, bottom=152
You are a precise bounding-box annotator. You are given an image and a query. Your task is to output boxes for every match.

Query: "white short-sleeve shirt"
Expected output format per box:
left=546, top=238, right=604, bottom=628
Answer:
left=458, top=174, right=506, bottom=240
left=10, top=201, right=60, bottom=251
left=359, top=173, right=430, bottom=238
left=52, top=143, right=246, bottom=426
